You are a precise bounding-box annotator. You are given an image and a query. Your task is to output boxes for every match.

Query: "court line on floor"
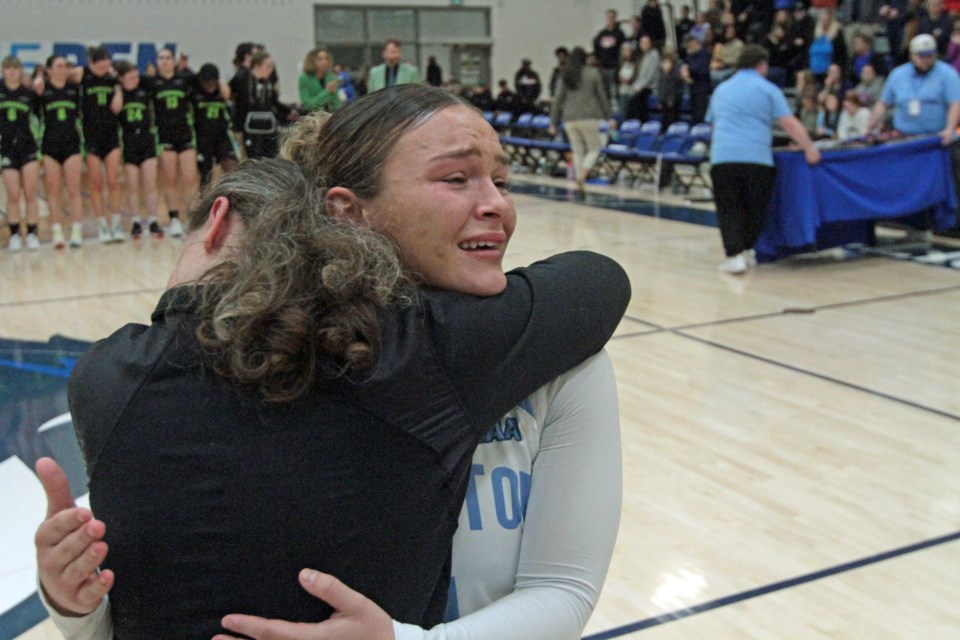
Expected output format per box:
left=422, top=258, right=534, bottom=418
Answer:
left=584, top=530, right=960, bottom=639
left=0, top=287, right=166, bottom=309
left=673, top=330, right=960, bottom=423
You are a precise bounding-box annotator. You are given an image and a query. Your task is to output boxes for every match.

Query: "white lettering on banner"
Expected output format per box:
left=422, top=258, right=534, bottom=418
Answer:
left=0, top=42, right=178, bottom=73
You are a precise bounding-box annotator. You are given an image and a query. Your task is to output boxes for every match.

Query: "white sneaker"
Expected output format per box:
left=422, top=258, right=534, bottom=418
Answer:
left=168, top=217, right=184, bottom=238
left=718, top=253, right=748, bottom=274
left=26, top=233, right=40, bottom=251
left=111, top=217, right=127, bottom=242
left=744, top=249, right=757, bottom=267
left=99, top=223, right=113, bottom=243
left=8, top=234, right=22, bottom=252
left=70, top=223, right=83, bottom=248
left=52, top=224, right=66, bottom=249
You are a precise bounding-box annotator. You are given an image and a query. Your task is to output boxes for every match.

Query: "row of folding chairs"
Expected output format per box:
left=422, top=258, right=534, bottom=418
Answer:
left=484, top=111, right=713, bottom=197
left=598, top=120, right=713, bottom=195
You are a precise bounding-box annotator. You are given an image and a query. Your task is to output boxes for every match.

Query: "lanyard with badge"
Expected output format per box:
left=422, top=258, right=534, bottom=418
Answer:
left=908, top=72, right=930, bottom=117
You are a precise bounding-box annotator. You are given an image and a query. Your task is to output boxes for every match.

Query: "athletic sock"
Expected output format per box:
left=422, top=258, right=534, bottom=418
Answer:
left=168, top=209, right=179, bottom=219
left=99, top=217, right=111, bottom=230
left=26, top=224, right=38, bottom=236
left=9, top=223, right=20, bottom=237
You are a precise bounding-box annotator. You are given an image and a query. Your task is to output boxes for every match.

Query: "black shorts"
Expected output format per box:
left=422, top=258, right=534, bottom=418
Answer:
left=157, top=125, right=195, bottom=153
left=197, top=134, right=236, bottom=175
left=42, top=136, right=82, bottom=165
left=0, top=135, right=39, bottom=171
left=83, top=123, right=121, bottom=159
left=122, top=130, right=158, bottom=166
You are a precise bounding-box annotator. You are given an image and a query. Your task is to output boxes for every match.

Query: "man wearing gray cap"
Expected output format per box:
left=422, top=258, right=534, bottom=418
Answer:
left=866, top=33, right=960, bottom=145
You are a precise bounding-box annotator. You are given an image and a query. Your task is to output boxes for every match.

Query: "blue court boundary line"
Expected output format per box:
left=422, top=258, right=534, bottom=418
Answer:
left=0, top=593, right=45, bottom=640
left=583, top=530, right=960, bottom=639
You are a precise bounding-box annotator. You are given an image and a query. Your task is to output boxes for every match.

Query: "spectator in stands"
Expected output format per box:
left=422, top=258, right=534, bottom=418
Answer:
left=808, top=9, right=847, bottom=84
left=426, top=55, right=443, bottom=87
left=854, top=64, right=884, bottom=106
left=866, top=33, right=960, bottom=145
left=549, top=47, right=616, bottom=197
left=917, top=0, right=952, bottom=57
left=627, top=35, right=660, bottom=121
left=681, top=34, right=714, bottom=123
left=947, top=22, right=960, bottom=74
left=707, top=45, right=820, bottom=274
left=879, top=1, right=911, bottom=65
left=549, top=46, right=569, bottom=98
left=690, top=11, right=712, bottom=43
left=594, top=8, right=626, bottom=99
left=849, top=32, right=889, bottom=84
left=617, top=42, right=639, bottom=115
left=626, top=14, right=643, bottom=52
left=493, top=79, right=517, bottom=114
left=657, top=52, right=684, bottom=128
left=788, top=2, right=816, bottom=69
left=837, top=90, right=872, bottom=140
left=642, top=0, right=668, bottom=51
left=816, top=91, right=841, bottom=139
left=514, top=58, right=542, bottom=113
left=798, top=92, right=820, bottom=136
left=763, top=22, right=799, bottom=87
left=236, top=51, right=295, bottom=159
left=229, top=42, right=255, bottom=150
left=818, top=63, right=845, bottom=104
left=299, top=48, right=341, bottom=114
left=711, top=24, right=744, bottom=86
left=677, top=5, right=695, bottom=56
left=466, top=84, right=493, bottom=111
left=367, top=39, right=419, bottom=93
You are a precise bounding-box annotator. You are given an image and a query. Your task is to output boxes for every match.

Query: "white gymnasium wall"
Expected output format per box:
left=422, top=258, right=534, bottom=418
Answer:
left=0, top=0, right=678, bottom=100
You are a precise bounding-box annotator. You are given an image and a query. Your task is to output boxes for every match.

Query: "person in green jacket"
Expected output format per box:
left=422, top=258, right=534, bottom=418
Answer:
left=299, top=47, right=342, bottom=113
left=367, top=38, right=420, bottom=93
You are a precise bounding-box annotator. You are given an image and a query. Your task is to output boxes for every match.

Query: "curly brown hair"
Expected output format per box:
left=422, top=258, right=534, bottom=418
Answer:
left=186, top=158, right=411, bottom=403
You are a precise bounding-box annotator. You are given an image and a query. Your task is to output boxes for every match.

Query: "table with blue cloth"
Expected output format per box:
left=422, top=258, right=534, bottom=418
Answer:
left=755, top=136, right=959, bottom=262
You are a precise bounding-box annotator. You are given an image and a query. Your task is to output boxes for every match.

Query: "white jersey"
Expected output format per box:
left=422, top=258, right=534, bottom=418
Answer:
left=395, top=350, right=622, bottom=640
left=44, top=351, right=622, bottom=640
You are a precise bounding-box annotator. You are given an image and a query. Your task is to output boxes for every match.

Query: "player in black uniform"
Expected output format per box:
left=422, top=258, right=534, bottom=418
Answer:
left=111, top=61, right=161, bottom=240
left=69, top=47, right=125, bottom=243
left=1, top=56, right=40, bottom=251
left=34, top=55, right=84, bottom=249
left=192, top=63, right=237, bottom=185
left=149, top=48, right=197, bottom=237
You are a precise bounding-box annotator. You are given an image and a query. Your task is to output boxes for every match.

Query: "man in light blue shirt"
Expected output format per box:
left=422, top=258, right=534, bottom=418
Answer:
left=706, top=45, right=820, bottom=274
left=867, top=33, right=960, bottom=144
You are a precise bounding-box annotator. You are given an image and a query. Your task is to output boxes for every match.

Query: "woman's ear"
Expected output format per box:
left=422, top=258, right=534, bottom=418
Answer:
left=325, top=186, right=366, bottom=223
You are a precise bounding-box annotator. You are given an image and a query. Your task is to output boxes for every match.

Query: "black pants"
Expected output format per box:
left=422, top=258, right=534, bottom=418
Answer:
left=626, top=88, right=652, bottom=122
left=710, top=163, right=777, bottom=257
left=690, top=92, right=710, bottom=125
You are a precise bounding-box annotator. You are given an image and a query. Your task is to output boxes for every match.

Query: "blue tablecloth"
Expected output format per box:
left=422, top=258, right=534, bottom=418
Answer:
left=755, top=136, right=959, bottom=261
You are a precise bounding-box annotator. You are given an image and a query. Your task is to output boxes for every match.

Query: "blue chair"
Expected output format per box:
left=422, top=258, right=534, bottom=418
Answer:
left=493, top=111, right=514, bottom=131
left=662, top=123, right=713, bottom=198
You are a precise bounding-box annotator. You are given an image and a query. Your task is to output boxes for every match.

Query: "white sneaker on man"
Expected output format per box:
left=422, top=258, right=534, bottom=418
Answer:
left=26, top=233, right=40, bottom=251
left=8, top=234, right=22, bottom=252
left=168, top=217, right=184, bottom=238
left=70, top=223, right=83, bottom=248
left=744, top=249, right=757, bottom=267
left=718, top=253, right=748, bottom=274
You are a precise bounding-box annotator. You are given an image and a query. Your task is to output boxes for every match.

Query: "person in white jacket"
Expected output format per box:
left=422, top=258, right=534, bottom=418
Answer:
left=836, top=90, right=872, bottom=141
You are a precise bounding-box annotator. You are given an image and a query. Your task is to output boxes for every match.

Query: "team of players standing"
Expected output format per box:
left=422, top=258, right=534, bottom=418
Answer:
left=0, top=46, right=246, bottom=251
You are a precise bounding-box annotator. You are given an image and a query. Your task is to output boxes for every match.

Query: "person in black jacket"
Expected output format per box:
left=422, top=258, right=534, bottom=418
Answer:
left=641, top=0, right=668, bottom=50
left=593, top=8, right=626, bottom=98
left=235, top=51, right=295, bottom=159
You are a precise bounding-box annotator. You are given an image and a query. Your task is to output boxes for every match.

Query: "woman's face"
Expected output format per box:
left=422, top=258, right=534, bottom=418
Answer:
left=640, top=36, right=652, bottom=52
left=91, top=58, right=112, bottom=77
left=47, top=57, right=68, bottom=83
left=119, top=69, right=140, bottom=91
left=156, top=50, right=175, bottom=75
left=315, top=50, right=331, bottom=76
left=2, top=65, right=21, bottom=87
left=361, top=105, right=516, bottom=296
